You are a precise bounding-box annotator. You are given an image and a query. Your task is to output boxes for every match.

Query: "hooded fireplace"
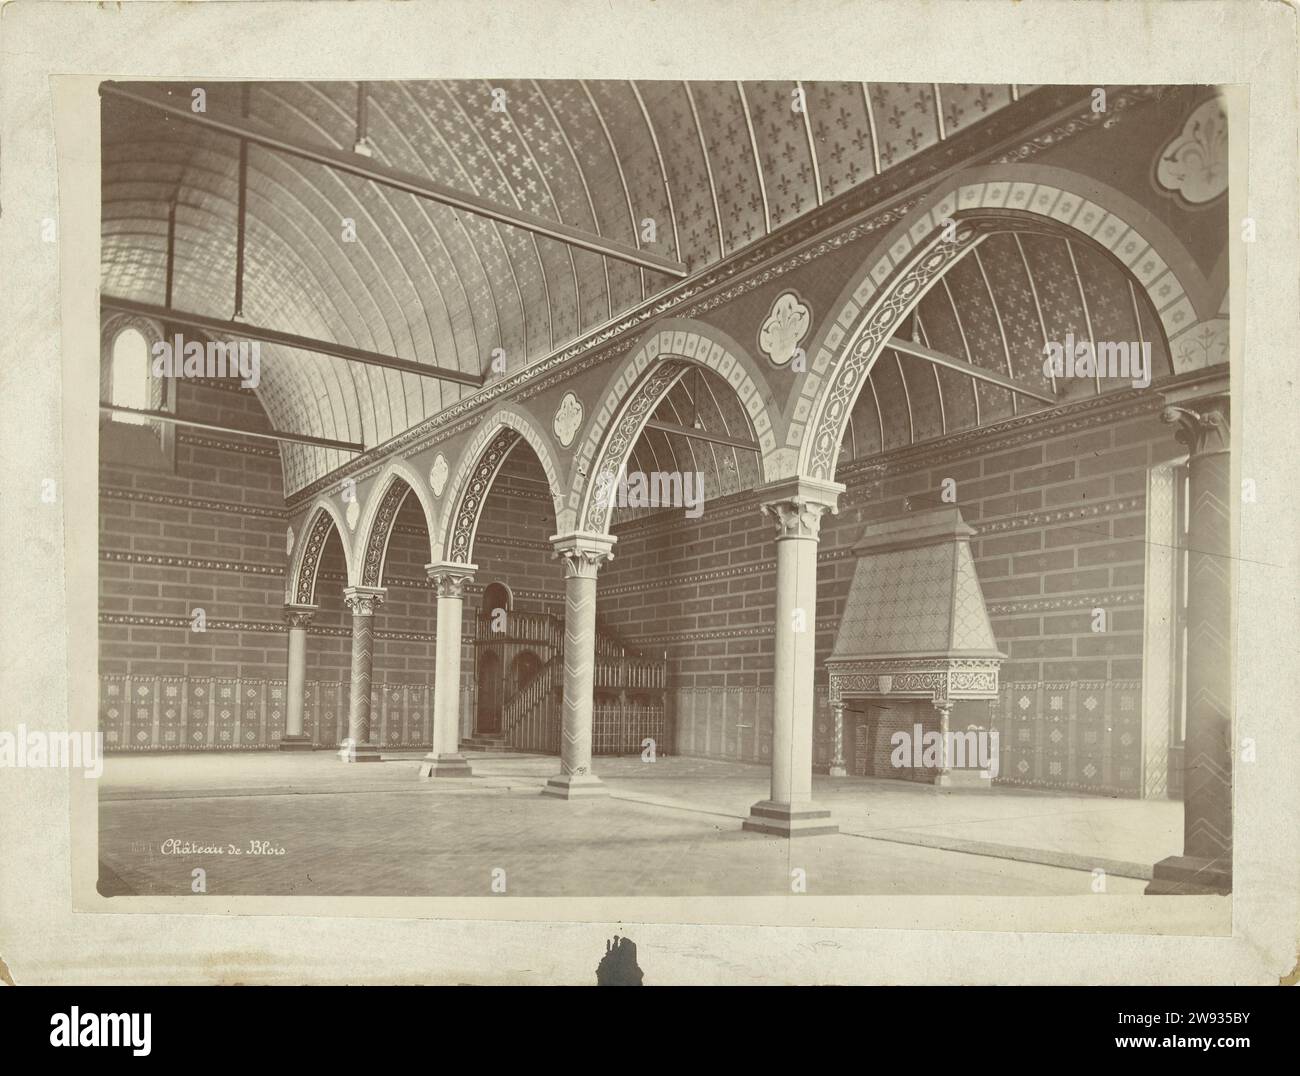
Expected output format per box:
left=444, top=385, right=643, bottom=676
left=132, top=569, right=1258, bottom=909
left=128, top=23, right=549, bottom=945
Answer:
left=826, top=506, right=1004, bottom=787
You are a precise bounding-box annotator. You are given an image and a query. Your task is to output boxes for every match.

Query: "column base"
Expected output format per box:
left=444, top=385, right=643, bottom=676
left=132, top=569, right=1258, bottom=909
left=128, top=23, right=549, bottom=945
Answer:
left=417, top=754, right=475, bottom=779
left=742, top=800, right=838, bottom=837
left=1145, top=854, right=1232, bottom=895
left=278, top=735, right=314, bottom=752
left=828, top=764, right=848, bottom=778
left=935, top=768, right=993, bottom=790
left=337, top=742, right=383, bottom=763
left=541, top=773, right=609, bottom=799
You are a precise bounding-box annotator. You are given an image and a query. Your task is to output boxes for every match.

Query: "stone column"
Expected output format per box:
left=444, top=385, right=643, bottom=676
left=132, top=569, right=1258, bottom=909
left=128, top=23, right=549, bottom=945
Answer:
left=419, top=561, right=476, bottom=778
left=829, top=702, right=847, bottom=777
left=279, top=603, right=318, bottom=750
left=744, top=476, right=843, bottom=837
left=340, top=585, right=386, bottom=763
left=1148, top=388, right=1232, bottom=895
left=543, top=532, right=616, bottom=799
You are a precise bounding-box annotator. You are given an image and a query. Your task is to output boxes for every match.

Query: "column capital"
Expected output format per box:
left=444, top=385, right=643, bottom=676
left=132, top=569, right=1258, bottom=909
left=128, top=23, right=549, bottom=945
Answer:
left=282, top=603, right=319, bottom=629
left=1161, top=397, right=1230, bottom=458
left=550, top=531, right=617, bottom=579
left=1160, top=379, right=1230, bottom=459
left=758, top=476, right=845, bottom=540
left=425, top=560, right=477, bottom=598
left=342, top=585, right=387, bottom=616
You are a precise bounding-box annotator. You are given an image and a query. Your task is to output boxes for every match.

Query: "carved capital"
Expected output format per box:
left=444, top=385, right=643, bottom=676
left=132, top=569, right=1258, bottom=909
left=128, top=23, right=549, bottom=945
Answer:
left=425, top=560, right=476, bottom=599
left=282, top=603, right=319, bottom=629
left=758, top=476, right=844, bottom=541
left=1161, top=397, right=1230, bottom=458
left=551, top=531, right=617, bottom=580
left=342, top=585, right=387, bottom=617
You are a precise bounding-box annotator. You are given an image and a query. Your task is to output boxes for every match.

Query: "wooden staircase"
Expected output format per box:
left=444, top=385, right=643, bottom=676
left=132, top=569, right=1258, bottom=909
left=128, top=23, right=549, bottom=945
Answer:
left=464, top=609, right=668, bottom=757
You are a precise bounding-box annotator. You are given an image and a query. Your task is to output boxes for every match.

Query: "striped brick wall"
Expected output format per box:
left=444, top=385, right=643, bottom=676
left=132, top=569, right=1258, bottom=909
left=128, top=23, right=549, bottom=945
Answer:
left=606, top=394, right=1181, bottom=793
left=98, top=382, right=566, bottom=748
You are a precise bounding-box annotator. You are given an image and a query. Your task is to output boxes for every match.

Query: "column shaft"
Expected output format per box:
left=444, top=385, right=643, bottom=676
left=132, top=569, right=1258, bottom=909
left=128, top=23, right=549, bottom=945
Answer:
left=544, top=532, right=615, bottom=798
left=279, top=603, right=316, bottom=750
left=340, top=587, right=385, bottom=763
left=743, top=476, right=843, bottom=837
left=419, top=562, right=475, bottom=778
left=1148, top=393, right=1232, bottom=894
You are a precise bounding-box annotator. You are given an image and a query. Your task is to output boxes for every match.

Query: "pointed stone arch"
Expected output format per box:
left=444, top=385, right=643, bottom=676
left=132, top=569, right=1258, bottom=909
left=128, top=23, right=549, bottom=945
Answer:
left=568, top=319, right=786, bottom=536
left=437, top=407, right=565, bottom=564
left=791, top=165, right=1218, bottom=482
left=287, top=498, right=353, bottom=605
left=355, top=458, right=438, bottom=588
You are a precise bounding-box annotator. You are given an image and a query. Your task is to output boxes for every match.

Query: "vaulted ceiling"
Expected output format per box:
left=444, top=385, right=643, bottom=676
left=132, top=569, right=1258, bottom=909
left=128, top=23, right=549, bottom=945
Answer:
left=839, top=227, right=1174, bottom=461
left=101, top=79, right=1026, bottom=493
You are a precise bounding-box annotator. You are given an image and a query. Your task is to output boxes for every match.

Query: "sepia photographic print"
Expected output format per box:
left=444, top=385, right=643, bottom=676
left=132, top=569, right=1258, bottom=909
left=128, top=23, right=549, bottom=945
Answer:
left=2, top=0, right=1297, bottom=989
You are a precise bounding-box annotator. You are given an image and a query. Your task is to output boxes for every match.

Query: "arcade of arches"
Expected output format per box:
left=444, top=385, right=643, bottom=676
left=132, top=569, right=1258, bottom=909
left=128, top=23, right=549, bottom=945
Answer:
left=98, top=81, right=1232, bottom=896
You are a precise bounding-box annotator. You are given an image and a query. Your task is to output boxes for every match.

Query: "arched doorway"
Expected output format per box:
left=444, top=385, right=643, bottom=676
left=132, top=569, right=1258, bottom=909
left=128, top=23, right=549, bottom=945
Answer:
left=482, top=581, right=512, bottom=626
left=476, top=650, right=503, bottom=734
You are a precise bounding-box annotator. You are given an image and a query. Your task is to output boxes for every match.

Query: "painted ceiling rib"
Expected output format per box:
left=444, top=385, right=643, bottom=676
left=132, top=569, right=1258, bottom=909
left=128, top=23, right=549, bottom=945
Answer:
left=290, top=86, right=461, bottom=391
left=366, top=86, right=488, bottom=380
left=401, top=83, right=524, bottom=366
left=933, top=84, right=947, bottom=141
left=132, top=172, right=365, bottom=445
left=1065, top=238, right=1101, bottom=395
left=681, top=82, right=726, bottom=261
left=892, top=351, right=916, bottom=444
left=494, top=80, right=583, bottom=334
left=1013, top=232, right=1057, bottom=397
left=642, top=419, right=760, bottom=453
left=696, top=365, right=744, bottom=480
left=534, top=80, right=613, bottom=323
left=580, top=80, right=644, bottom=301
left=887, top=335, right=1057, bottom=404
left=914, top=312, right=947, bottom=435
left=860, top=84, right=882, bottom=175
left=245, top=107, right=418, bottom=438
left=658, top=397, right=698, bottom=477
left=972, top=245, right=1020, bottom=415
left=867, top=376, right=886, bottom=454
left=940, top=275, right=981, bottom=426
left=1127, top=278, right=1155, bottom=374
left=438, top=81, right=556, bottom=354
left=102, top=295, right=484, bottom=388
left=735, top=82, right=771, bottom=233
left=101, top=83, right=686, bottom=278
left=795, top=81, right=824, bottom=206
left=629, top=82, right=682, bottom=266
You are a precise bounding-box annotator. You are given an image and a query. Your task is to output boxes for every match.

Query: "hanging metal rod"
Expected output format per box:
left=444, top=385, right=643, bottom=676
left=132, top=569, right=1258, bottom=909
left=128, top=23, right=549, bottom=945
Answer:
left=886, top=336, right=1057, bottom=404
left=100, top=404, right=365, bottom=453
left=100, top=295, right=484, bottom=388
left=643, top=419, right=760, bottom=452
left=101, top=82, right=689, bottom=278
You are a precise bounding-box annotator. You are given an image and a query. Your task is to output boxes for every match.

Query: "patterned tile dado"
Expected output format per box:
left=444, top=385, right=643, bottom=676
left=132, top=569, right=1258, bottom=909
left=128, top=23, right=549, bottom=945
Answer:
left=100, top=550, right=285, bottom=577
left=100, top=674, right=435, bottom=751
left=286, top=85, right=1154, bottom=509
left=100, top=486, right=288, bottom=520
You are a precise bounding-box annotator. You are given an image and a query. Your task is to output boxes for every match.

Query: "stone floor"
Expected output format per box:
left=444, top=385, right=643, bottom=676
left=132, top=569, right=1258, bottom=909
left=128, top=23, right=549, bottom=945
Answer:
left=97, top=751, right=1181, bottom=898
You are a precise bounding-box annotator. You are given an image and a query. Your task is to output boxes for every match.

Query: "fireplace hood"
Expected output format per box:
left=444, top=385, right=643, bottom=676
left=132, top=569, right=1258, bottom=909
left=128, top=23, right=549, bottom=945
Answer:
left=827, top=506, right=1003, bottom=705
